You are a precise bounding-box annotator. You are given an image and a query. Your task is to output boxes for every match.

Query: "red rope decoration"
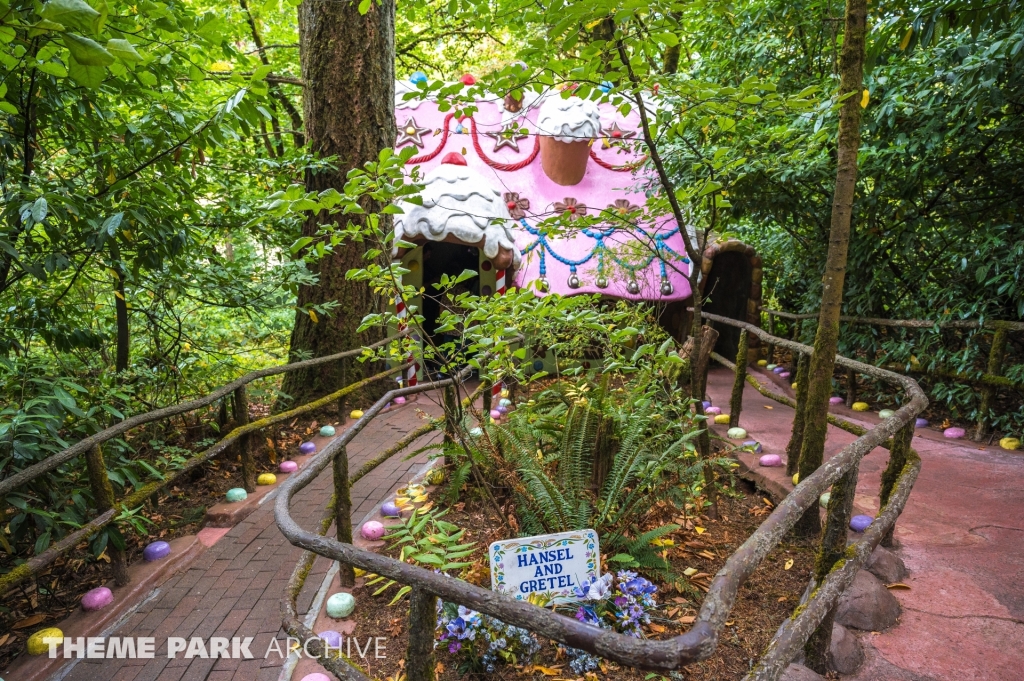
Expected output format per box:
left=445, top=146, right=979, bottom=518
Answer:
left=589, top=149, right=648, bottom=172
left=467, top=117, right=540, bottom=172
left=406, top=113, right=456, bottom=165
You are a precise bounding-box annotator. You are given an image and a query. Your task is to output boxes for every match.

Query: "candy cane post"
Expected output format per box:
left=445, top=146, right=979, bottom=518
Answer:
left=495, top=268, right=506, bottom=295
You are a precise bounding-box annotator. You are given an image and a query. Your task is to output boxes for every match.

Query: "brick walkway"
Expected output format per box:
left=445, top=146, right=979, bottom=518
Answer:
left=62, top=398, right=443, bottom=681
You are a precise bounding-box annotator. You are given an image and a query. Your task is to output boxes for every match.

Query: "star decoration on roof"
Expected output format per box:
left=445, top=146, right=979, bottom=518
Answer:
left=503, top=192, right=530, bottom=220
left=396, top=117, right=431, bottom=147
left=601, top=121, right=637, bottom=149
left=485, top=124, right=529, bottom=153
left=554, top=197, right=587, bottom=220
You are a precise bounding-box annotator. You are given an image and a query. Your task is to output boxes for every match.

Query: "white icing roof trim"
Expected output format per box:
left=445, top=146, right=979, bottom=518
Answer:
left=536, top=96, right=603, bottom=143
left=394, top=163, right=522, bottom=268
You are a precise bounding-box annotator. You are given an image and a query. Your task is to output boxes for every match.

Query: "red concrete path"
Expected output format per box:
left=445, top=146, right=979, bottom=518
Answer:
left=55, top=396, right=444, bottom=681
left=705, top=365, right=1024, bottom=681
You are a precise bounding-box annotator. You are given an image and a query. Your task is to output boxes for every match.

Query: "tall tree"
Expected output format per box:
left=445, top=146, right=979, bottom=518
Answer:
left=281, top=0, right=397, bottom=403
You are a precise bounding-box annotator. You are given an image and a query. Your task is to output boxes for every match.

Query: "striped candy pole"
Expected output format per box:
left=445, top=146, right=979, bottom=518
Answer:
left=495, top=268, right=506, bottom=295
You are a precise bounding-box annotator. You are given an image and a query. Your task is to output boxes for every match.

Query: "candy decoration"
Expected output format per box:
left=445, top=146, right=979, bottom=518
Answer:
left=792, top=473, right=799, bottom=484
left=819, top=492, right=831, bottom=508
left=850, top=515, right=873, bottom=532
left=279, top=461, right=298, bottom=473
left=490, top=409, right=502, bottom=420
left=318, top=630, right=342, bottom=649
left=299, top=441, right=317, bottom=455
left=360, top=521, right=385, bottom=540
left=460, top=73, right=476, bottom=85
left=27, top=628, right=64, bottom=655
left=327, top=592, right=356, bottom=618
left=394, top=396, right=407, bottom=405
left=713, top=414, right=731, bottom=424
left=999, top=437, right=1020, bottom=450
left=727, top=427, right=748, bottom=439
left=852, top=402, right=870, bottom=412
left=743, top=440, right=763, bottom=453
left=879, top=409, right=895, bottom=419
left=143, top=541, right=171, bottom=562
left=381, top=501, right=402, bottom=517
left=915, top=418, right=929, bottom=428
left=257, top=473, right=277, bottom=486
left=759, top=454, right=782, bottom=467
left=829, top=396, right=844, bottom=405
left=350, top=410, right=365, bottom=419
left=226, top=488, right=247, bottom=503
left=320, top=425, right=336, bottom=437
left=706, top=406, right=722, bottom=415
left=82, top=586, right=113, bottom=611
left=943, top=427, right=965, bottom=439
left=409, top=71, right=427, bottom=85
left=757, top=360, right=768, bottom=367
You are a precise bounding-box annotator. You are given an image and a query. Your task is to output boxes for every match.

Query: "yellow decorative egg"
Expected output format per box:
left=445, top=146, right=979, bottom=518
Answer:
left=1000, top=437, right=1020, bottom=451
left=757, top=359, right=768, bottom=367
left=500, top=389, right=509, bottom=398
left=792, top=473, right=799, bottom=484
left=354, top=567, right=367, bottom=577
left=791, top=383, right=798, bottom=390
left=350, top=409, right=365, bottom=419
left=257, top=473, right=277, bottom=486
left=27, top=628, right=64, bottom=655
left=426, top=468, right=445, bottom=485
left=852, top=402, right=870, bottom=412
left=713, top=414, right=731, bottom=424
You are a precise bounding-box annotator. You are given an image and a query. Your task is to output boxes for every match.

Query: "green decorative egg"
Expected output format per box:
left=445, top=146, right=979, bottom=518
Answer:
left=326, top=592, right=356, bottom=619
left=727, top=427, right=747, bottom=439
left=226, top=488, right=247, bottom=502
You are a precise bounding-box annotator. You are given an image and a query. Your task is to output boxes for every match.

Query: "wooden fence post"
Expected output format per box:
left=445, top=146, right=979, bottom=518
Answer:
left=481, top=378, right=493, bottom=415
left=766, top=312, right=776, bottom=363
left=85, top=445, right=130, bottom=586
left=786, top=353, right=811, bottom=476
left=333, top=444, right=356, bottom=587
left=406, top=587, right=438, bottom=681
left=879, top=422, right=913, bottom=547
left=234, top=386, right=256, bottom=492
left=337, top=356, right=349, bottom=425
left=974, top=325, right=1007, bottom=441
left=443, top=384, right=460, bottom=445
left=729, top=330, right=749, bottom=428
left=844, top=367, right=857, bottom=408
left=791, top=318, right=801, bottom=343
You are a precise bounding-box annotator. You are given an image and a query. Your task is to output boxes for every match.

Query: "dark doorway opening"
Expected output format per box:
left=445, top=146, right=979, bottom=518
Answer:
left=702, top=251, right=752, bottom=359
left=420, top=241, right=480, bottom=366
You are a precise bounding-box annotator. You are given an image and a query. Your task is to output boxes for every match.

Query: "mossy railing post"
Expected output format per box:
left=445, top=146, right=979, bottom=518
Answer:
left=85, top=445, right=130, bottom=586
left=442, top=384, right=461, bottom=466
left=729, top=330, right=749, bottom=428
left=974, top=324, right=1007, bottom=441
left=337, top=356, right=349, bottom=424
left=234, top=385, right=256, bottom=492
left=879, top=422, right=913, bottom=547
left=333, top=443, right=356, bottom=587
left=481, top=378, right=493, bottom=415
left=406, top=586, right=438, bottom=681
left=786, top=353, right=811, bottom=476
left=791, top=318, right=801, bottom=343
left=766, top=312, right=776, bottom=363
left=845, top=367, right=857, bottom=407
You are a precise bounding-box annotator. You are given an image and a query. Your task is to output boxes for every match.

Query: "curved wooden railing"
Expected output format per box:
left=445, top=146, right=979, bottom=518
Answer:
left=274, top=314, right=926, bottom=681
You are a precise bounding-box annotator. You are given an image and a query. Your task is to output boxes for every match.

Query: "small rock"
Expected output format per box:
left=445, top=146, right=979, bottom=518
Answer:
left=866, top=545, right=908, bottom=584
left=490, top=409, right=502, bottom=420
left=766, top=363, right=777, bottom=370
left=836, top=569, right=901, bottom=631
left=318, top=630, right=342, bottom=648
left=469, top=427, right=483, bottom=437
left=830, top=622, right=864, bottom=674
left=82, top=586, right=113, bottom=611
left=779, top=663, right=826, bottom=681
left=743, top=440, right=763, bottom=453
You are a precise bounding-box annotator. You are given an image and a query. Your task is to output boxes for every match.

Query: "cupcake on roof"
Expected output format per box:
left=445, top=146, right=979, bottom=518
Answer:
left=536, top=95, right=603, bottom=185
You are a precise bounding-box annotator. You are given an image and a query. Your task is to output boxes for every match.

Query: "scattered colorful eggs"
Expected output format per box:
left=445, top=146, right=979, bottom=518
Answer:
left=499, top=398, right=512, bottom=408
left=706, top=406, right=722, bottom=415
left=279, top=461, right=298, bottom=473
left=82, top=587, right=113, bottom=611
left=829, top=396, right=844, bottom=405
left=852, top=402, right=870, bottom=412
left=757, top=360, right=768, bottom=367
left=318, top=630, right=342, bottom=649
left=773, top=366, right=785, bottom=374
left=767, top=364, right=777, bottom=370
left=326, top=592, right=356, bottom=618
left=878, top=409, right=895, bottom=419
left=320, top=425, right=336, bottom=437
left=350, top=410, right=364, bottom=419
left=743, top=440, right=763, bottom=454
left=381, top=501, right=401, bottom=517
left=713, top=414, right=731, bottom=424
left=791, top=382, right=798, bottom=389
left=27, top=628, right=63, bottom=655
left=850, top=515, right=874, bottom=532
left=393, top=396, right=406, bottom=405
left=226, top=488, right=247, bottom=503
left=1000, top=437, right=1020, bottom=451
left=819, top=492, right=831, bottom=508
left=299, top=441, right=317, bottom=455
left=759, top=454, right=782, bottom=467
left=702, top=400, right=713, bottom=409
left=497, top=405, right=509, bottom=415
left=143, top=541, right=171, bottom=562
left=727, top=427, right=748, bottom=439
left=360, top=521, right=385, bottom=540
left=500, top=389, right=510, bottom=398
left=489, top=409, right=502, bottom=420
left=944, top=427, right=966, bottom=439
left=915, top=418, right=929, bottom=428
left=257, top=473, right=277, bottom=486
left=792, top=473, right=800, bottom=484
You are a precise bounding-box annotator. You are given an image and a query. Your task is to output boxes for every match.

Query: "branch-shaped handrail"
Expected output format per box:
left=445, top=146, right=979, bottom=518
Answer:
left=0, top=332, right=406, bottom=497
left=760, top=306, right=1024, bottom=331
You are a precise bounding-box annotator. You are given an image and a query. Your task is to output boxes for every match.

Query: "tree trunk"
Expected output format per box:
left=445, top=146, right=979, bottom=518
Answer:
left=793, top=0, right=868, bottom=530
left=280, top=0, right=396, bottom=405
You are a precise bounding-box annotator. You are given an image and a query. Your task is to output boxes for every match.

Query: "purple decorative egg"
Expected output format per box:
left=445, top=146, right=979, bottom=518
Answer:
left=702, top=400, right=712, bottom=409
left=779, top=371, right=791, bottom=379
left=497, top=405, right=509, bottom=415
left=944, top=427, right=966, bottom=439
left=299, top=441, right=317, bottom=455
left=773, top=366, right=785, bottom=374
left=300, top=674, right=333, bottom=681
left=360, top=521, right=385, bottom=540
left=143, top=541, right=171, bottom=562
left=759, top=454, right=783, bottom=467
left=744, top=440, right=763, bottom=454
left=829, top=396, right=844, bottom=405
left=380, top=501, right=401, bottom=517
left=82, top=587, right=113, bottom=611
left=489, top=409, right=502, bottom=420
left=915, top=418, right=929, bottom=428
left=706, top=406, right=722, bottom=415
left=850, top=515, right=874, bottom=532
left=279, top=460, right=298, bottom=473
left=318, top=630, right=342, bottom=649
left=393, top=396, right=406, bottom=405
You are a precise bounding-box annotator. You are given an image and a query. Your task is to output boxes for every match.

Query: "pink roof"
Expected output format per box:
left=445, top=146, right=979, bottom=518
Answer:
left=394, top=89, right=693, bottom=301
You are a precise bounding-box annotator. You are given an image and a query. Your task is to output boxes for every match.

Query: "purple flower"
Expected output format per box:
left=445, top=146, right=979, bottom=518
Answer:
left=448, top=640, right=462, bottom=654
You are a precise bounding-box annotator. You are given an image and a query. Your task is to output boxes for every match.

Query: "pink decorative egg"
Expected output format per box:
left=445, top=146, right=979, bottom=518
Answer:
left=299, top=441, right=316, bottom=455
left=489, top=409, right=502, bottom=420
left=360, top=521, right=385, bottom=540
left=759, top=454, right=783, bottom=467
left=82, top=587, right=113, bottom=611
left=779, top=372, right=791, bottom=379
left=943, top=427, right=965, bottom=439
left=829, top=396, right=844, bottom=405
left=300, top=674, right=333, bottom=681
left=279, top=461, right=298, bottom=473
left=705, top=406, right=722, bottom=415
left=393, top=396, right=406, bottom=405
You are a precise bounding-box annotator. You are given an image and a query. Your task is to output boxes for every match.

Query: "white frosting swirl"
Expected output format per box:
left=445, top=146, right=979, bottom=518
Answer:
left=537, top=96, right=602, bottom=143
left=393, top=163, right=521, bottom=268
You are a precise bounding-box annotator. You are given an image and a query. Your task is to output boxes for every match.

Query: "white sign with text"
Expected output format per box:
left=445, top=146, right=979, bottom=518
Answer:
left=489, top=529, right=599, bottom=602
